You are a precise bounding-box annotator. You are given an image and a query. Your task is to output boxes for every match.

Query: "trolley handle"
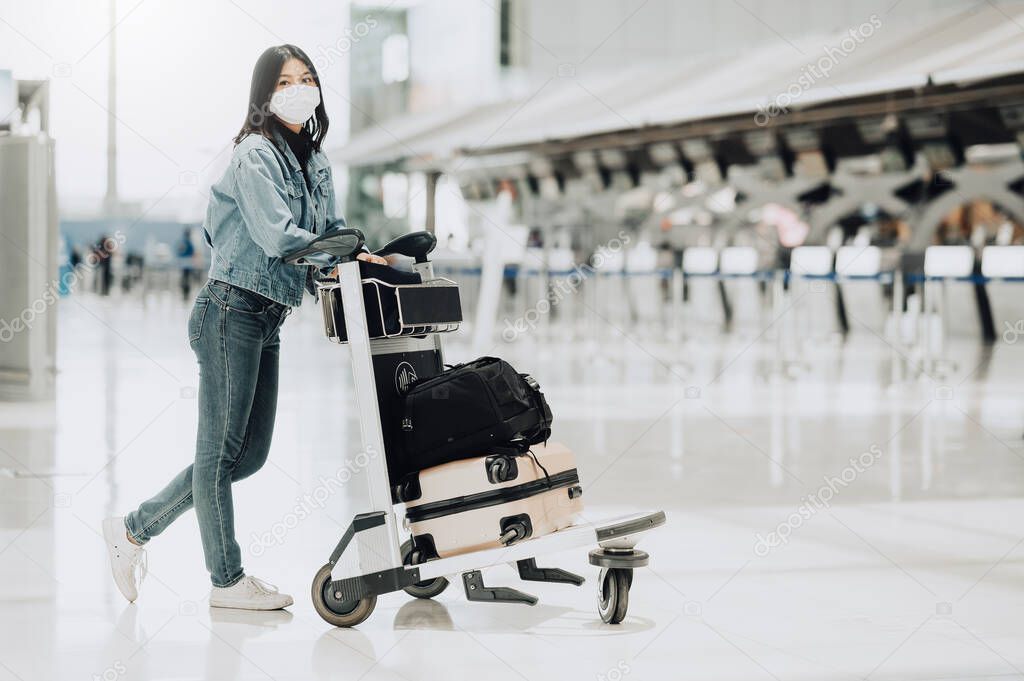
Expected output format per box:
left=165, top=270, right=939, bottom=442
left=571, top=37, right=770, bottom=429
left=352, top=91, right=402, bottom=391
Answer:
left=283, top=224, right=365, bottom=266
left=373, top=231, right=437, bottom=264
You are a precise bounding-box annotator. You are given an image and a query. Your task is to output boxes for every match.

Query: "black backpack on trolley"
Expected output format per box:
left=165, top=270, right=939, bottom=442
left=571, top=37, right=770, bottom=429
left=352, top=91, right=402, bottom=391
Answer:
left=398, top=357, right=553, bottom=474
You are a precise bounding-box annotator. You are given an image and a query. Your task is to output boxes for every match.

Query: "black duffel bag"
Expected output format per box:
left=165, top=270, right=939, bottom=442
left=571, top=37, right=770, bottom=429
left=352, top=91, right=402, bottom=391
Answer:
left=399, top=357, right=553, bottom=472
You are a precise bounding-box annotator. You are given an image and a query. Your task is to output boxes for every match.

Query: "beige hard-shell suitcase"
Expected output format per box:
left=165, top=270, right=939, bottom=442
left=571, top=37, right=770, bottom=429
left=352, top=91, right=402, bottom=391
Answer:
left=399, top=442, right=583, bottom=559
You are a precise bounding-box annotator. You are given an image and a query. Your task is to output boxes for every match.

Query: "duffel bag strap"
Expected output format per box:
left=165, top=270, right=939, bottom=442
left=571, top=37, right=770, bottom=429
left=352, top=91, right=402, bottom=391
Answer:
left=486, top=443, right=552, bottom=485
left=519, top=373, right=553, bottom=446
left=488, top=442, right=532, bottom=456
left=524, top=447, right=551, bottom=485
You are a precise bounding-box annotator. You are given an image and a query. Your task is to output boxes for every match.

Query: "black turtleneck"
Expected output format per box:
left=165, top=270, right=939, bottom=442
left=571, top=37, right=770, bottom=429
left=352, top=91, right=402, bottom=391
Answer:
left=278, top=124, right=314, bottom=190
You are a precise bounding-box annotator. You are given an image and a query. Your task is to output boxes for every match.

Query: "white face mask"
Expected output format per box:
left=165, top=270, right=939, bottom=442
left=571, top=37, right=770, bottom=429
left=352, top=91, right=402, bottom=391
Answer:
left=268, top=84, right=321, bottom=125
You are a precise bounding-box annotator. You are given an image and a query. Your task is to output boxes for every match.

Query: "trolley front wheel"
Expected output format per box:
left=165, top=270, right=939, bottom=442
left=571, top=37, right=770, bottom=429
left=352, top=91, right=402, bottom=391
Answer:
left=311, top=564, right=376, bottom=627
left=597, top=567, right=631, bottom=624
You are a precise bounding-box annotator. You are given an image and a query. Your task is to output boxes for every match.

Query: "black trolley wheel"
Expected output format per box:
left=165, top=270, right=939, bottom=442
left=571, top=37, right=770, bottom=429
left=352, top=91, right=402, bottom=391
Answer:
left=597, top=567, right=631, bottom=624
left=311, top=564, right=376, bottom=627
left=401, top=540, right=449, bottom=599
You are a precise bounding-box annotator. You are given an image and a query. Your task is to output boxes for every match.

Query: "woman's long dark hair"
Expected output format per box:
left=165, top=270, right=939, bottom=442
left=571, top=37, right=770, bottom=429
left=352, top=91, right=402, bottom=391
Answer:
left=234, top=44, right=329, bottom=152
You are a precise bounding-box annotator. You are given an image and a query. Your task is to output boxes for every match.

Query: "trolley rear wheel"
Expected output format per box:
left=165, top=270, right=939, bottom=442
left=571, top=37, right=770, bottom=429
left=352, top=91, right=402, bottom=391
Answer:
left=597, top=567, right=630, bottom=624
left=311, top=564, right=376, bottom=627
left=401, top=540, right=449, bottom=599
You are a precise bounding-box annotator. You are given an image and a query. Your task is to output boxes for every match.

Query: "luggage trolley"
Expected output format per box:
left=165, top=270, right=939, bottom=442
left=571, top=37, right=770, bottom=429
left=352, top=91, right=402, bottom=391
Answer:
left=283, top=227, right=666, bottom=627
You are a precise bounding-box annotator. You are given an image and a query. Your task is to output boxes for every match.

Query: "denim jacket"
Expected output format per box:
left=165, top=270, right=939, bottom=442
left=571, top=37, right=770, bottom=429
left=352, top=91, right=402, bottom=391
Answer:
left=204, top=128, right=342, bottom=307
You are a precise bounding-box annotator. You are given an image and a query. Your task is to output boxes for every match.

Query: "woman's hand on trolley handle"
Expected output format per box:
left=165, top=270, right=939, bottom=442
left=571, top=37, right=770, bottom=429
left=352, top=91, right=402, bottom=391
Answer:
left=327, top=252, right=388, bottom=280
left=356, top=252, right=388, bottom=265
left=326, top=251, right=402, bottom=284
left=329, top=251, right=386, bottom=277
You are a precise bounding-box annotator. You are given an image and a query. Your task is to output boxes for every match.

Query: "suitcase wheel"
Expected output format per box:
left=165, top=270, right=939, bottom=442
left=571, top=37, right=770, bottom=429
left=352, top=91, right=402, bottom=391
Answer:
left=486, top=455, right=518, bottom=483
left=311, top=564, right=377, bottom=627
left=401, top=540, right=450, bottom=599
left=597, top=567, right=631, bottom=625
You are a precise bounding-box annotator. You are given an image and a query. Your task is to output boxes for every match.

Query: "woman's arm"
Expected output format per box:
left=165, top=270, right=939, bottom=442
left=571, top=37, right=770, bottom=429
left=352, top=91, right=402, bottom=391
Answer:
left=233, top=146, right=318, bottom=257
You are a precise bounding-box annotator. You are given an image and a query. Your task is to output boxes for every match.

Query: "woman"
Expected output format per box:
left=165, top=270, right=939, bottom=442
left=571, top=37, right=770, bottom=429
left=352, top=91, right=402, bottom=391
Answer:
left=102, top=45, right=385, bottom=611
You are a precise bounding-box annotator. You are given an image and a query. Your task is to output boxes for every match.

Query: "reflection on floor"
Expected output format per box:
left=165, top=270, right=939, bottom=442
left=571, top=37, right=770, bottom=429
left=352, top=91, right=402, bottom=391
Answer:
left=1, top=293, right=1023, bottom=681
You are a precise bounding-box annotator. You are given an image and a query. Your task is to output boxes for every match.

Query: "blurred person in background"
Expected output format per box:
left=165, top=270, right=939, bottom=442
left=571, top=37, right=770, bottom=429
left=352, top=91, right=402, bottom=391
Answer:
left=121, top=253, right=144, bottom=293
left=176, top=226, right=197, bottom=301
left=100, top=44, right=386, bottom=612
left=93, top=235, right=114, bottom=296
left=57, top=234, right=74, bottom=297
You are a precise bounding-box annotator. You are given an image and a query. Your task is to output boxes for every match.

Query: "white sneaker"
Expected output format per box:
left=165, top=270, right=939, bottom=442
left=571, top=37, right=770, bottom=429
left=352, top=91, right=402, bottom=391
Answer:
left=102, top=516, right=147, bottom=603
left=209, top=576, right=293, bottom=611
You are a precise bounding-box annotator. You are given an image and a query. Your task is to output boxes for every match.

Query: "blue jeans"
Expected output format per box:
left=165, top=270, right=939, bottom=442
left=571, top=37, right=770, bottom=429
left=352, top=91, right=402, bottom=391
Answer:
left=125, top=280, right=290, bottom=587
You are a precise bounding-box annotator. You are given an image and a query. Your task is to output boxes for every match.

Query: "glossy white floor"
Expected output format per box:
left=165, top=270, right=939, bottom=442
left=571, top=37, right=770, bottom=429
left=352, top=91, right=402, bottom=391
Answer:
left=2, top=288, right=1024, bottom=681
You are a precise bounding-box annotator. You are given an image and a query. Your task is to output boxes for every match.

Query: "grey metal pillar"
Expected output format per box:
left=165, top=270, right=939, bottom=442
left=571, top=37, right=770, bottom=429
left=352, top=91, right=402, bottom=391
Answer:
left=0, top=135, right=59, bottom=401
